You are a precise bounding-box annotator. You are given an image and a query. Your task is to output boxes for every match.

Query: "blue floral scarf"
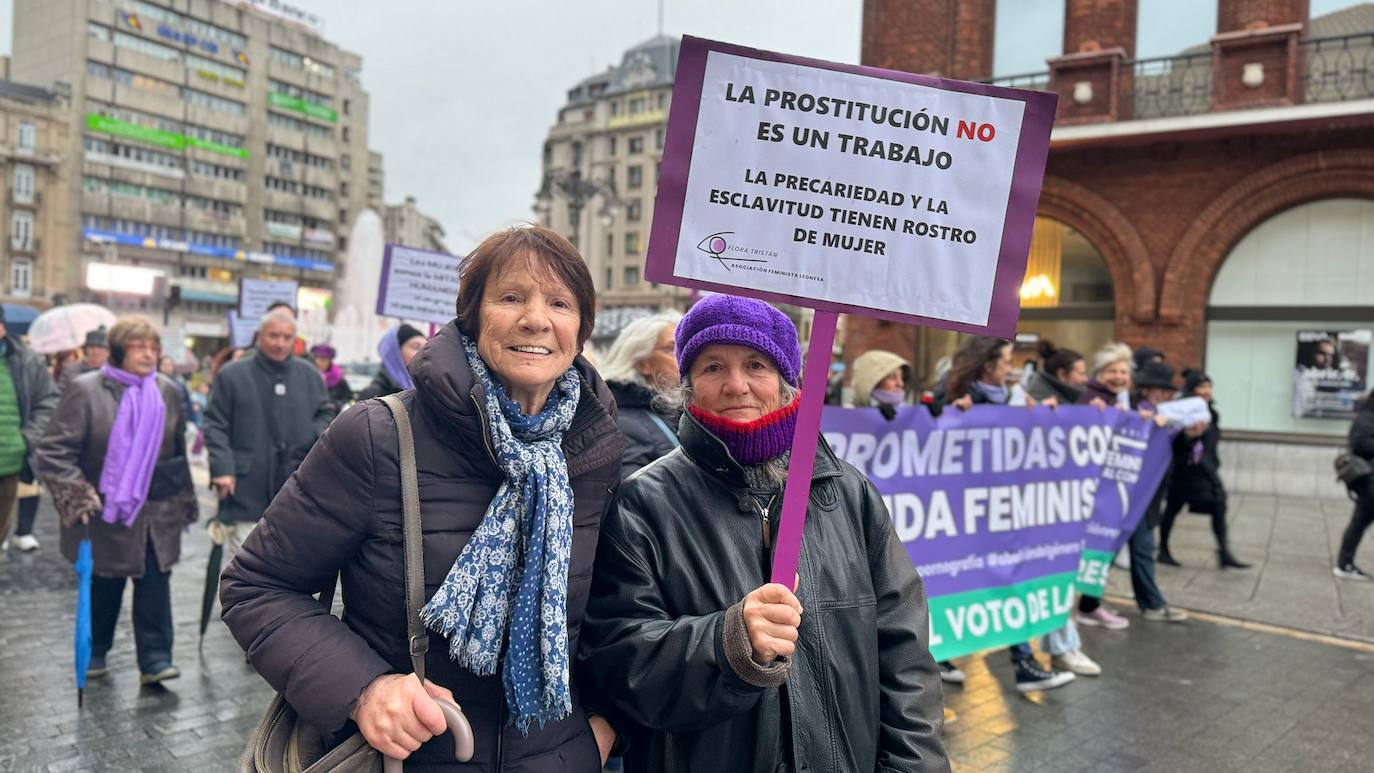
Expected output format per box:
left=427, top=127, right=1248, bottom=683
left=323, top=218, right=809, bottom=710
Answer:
left=420, top=336, right=581, bottom=732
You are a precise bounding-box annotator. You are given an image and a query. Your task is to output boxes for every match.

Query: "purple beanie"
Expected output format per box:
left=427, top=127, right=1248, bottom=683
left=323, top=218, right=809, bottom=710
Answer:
left=676, top=295, right=802, bottom=387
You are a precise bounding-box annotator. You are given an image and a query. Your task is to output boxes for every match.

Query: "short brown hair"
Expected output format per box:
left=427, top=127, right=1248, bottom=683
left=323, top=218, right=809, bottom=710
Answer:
left=454, top=226, right=596, bottom=347
left=108, top=317, right=160, bottom=368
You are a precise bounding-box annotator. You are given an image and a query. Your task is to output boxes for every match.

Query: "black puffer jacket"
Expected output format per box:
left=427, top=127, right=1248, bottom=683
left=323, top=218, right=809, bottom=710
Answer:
left=357, top=366, right=404, bottom=401
left=221, top=321, right=625, bottom=772
left=606, top=380, right=679, bottom=478
left=580, top=413, right=948, bottom=773
left=1351, top=402, right=1374, bottom=462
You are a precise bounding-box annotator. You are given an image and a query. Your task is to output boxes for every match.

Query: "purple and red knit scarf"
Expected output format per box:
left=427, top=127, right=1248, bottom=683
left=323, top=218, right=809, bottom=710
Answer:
left=688, top=393, right=801, bottom=465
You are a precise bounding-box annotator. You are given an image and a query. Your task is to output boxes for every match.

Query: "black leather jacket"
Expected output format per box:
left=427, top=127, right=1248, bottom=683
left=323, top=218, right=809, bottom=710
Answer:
left=580, top=412, right=949, bottom=773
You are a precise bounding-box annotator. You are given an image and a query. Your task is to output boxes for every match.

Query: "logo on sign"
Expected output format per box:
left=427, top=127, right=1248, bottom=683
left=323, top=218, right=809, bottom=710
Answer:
left=696, top=231, right=773, bottom=271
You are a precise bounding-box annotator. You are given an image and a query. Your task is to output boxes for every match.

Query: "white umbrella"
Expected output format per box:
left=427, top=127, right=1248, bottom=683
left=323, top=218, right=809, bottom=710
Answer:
left=27, top=304, right=118, bottom=354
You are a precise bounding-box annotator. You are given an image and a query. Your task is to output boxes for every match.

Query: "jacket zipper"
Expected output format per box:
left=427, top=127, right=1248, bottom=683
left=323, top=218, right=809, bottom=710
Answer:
left=467, top=394, right=500, bottom=467
left=495, top=701, right=506, bottom=771
left=758, top=496, right=777, bottom=559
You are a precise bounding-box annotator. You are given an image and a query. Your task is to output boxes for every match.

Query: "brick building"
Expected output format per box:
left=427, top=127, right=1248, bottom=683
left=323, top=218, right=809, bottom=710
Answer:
left=851, top=0, right=1374, bottom=472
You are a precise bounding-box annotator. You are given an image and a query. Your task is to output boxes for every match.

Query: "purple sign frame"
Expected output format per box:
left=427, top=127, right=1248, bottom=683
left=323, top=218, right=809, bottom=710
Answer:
left=645, top=35, right=1058, bottom=338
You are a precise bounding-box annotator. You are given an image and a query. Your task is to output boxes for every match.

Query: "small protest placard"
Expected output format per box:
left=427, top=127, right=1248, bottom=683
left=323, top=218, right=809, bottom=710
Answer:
left=376, top=244, right=461, bottom=326
left=239, top=278, right=299, bottom=320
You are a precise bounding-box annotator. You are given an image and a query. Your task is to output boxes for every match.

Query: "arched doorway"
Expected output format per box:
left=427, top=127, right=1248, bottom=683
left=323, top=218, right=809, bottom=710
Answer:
left=1205, top=198, right=1374, bottom=436
left=1015, top=216, right=1116, bottom=361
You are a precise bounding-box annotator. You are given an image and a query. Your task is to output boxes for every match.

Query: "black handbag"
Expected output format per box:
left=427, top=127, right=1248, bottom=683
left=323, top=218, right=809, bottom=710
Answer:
left=1335, top=449, right=1373, bottom=495
left=239, top=394, right=474, bottom=773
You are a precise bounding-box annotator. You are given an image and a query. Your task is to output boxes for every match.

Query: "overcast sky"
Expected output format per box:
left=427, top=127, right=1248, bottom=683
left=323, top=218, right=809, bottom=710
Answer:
left=0, top=0, right=1362, bottom=253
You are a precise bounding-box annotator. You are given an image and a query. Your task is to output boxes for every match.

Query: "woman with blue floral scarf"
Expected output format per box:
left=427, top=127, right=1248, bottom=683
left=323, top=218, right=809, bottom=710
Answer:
left=221, top=226, right=625, bottom=770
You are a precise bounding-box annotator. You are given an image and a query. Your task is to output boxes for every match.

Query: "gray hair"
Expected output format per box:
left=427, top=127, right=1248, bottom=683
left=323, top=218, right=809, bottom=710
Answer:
left=1091, top=342, right=1133, bottom=375
left=258, top=308, right=297, bottom=334
left=597, top=311, right=683, bottom=388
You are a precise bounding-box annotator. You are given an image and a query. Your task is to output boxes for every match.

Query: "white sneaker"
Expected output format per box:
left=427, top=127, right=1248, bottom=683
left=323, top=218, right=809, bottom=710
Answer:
left=13, top=535, right=38, bottom=552
left=1052, top=648, right=1102, bottom=676
left=1141, top=606, right=1189, bottom=623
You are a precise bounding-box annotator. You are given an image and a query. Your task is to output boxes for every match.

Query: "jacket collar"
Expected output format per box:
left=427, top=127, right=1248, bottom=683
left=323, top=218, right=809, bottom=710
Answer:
left=607, top=380, right=653, bottom=410
left=677, top=408, right=843, bottom=489
left=409, top=321, right=624, bottom=476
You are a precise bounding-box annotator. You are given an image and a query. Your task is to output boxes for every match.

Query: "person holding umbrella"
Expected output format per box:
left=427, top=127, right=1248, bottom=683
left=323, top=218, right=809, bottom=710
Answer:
left=35, top=317, right=198, bottom=684
left=0, top=304, right=58, bottom=552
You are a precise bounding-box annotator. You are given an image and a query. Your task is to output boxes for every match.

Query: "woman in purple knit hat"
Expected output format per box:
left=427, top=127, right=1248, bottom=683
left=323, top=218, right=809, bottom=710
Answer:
left=580, top=293, right=949, bottom=773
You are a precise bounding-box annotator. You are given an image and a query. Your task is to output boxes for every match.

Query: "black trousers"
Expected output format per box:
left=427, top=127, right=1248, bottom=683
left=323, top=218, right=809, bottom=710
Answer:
left=1338, top=480, right=1374, bottom=567
left=1160, top=496, right=1229, bottom=553
left=91, top=540, right=174, bottom=673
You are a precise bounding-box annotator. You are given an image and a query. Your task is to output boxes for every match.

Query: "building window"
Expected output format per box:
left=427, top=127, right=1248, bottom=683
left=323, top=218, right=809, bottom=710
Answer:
left=607, top=136, right=617, bottom=157
left=13, top=165, right=34, bottom=204
left=604, top=267, right=613, bottom=289
left=627, top=165, right=643, bottom=189
left=624, top=231, right=640, bottom=254
left=571, top=142, right=583, bottom=167
left=10, top=258, right=32, bottom=297
left=630, top=97, right=645, bottom=114
left=657, top=93, right=668, bottom=110
left=16, top=122, right=35, bottom=152
left=628, top=136, right=644, bottom=155
left=605, top=233, right=614, bottom=257
left=610, top=101, right=620, bottom=117
left=623, top=266, right=639, bottom=286
left=343, top=98, right=351, bottom=115
left=342, top=126, right=351, bottom=142
left=626, top=200, right=642, bottom=222
left=341, top=154, right=351, bottom=170
left=11, top=211, right=33, bottom=250
left=87, top=22, right=111, bottom=41
left=655, top=128, right=665, bottom=150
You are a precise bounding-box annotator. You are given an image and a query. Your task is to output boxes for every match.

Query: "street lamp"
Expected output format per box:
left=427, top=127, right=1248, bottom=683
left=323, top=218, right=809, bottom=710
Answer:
left=533, top=170, right=623, bottom=250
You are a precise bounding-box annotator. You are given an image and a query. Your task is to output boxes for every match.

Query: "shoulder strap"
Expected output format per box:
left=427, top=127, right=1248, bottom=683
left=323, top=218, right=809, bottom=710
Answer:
left=646, top=413, right=680, bottom=448
left=380, top=394, right=428, bottom=681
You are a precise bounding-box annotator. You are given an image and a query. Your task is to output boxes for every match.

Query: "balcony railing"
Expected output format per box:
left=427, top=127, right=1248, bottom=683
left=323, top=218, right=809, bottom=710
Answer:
left=1302, top=32, right=1374, bottom=103
left=981, top=31, right=1374, bottom=123
left=1126, top=51, right=1213, bottom=119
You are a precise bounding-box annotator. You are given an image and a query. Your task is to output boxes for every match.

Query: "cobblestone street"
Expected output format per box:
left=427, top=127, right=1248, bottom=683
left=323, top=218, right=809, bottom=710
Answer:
left=5, top=483, right=1374, bottom=772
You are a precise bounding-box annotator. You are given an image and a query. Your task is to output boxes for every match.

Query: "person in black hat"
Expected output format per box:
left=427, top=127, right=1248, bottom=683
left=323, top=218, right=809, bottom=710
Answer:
left=356, top=324, right=425, bottom=401
left=1125, top=360, right=1191, bottom=622
left=1160, top=369, right=1250, bottom=569
left=58, top=327, right=110, bottom=393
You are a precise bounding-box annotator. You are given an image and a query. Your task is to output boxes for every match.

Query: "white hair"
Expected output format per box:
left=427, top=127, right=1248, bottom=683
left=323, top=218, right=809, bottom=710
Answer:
left=258, top=308, right=297, bottom=334
left=1092, top=342, right=1133, bottom=375
left=597, top=311, right=684, bottom=388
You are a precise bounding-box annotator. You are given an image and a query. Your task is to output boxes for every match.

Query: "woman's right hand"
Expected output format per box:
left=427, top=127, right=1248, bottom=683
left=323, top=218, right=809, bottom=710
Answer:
left=742, top=583, right=803, bottom=664
left=350, top=673, right=455, bottom=760
left=952, top=394, right=974, bottom=412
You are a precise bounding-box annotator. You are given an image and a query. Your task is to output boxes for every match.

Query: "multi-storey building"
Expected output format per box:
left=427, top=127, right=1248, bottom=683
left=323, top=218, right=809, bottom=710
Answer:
left=383, top=195, right=447, bottom=254
left=10, top=0, right=376, bottom=347
left=0, top=72, right=74, bottom=308
left=536, top=35, right=685, bottom=341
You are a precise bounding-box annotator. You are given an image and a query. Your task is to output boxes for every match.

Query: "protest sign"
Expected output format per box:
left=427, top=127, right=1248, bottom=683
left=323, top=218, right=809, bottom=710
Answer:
left=376, top=244, right=462, bottom=326
left=1156, top=396, right=1211, bottom=428
left=1292, top=330, right=1370, bottom=419
left=822, top=404, right=1173, bottom=660
left=226, top=310, right=257, bottom=348
left=823, top=405, right=1107, bottom=659
left=1075, top=410, right=1177, bottom=597
left=646, top=36, right=1057, bottom=586
left=239, top=278, right=299, bottom=320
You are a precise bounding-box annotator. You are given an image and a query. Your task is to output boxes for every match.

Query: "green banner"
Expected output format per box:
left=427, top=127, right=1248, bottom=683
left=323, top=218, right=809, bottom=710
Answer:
left=186, top=136, right=249, bottom=159
left=928, top=571, right=1078, bottom=661
left=86, top=113, right=183, bottom=150
left=86, top=113, right=249, bottom=159
left=268, top=91, right=338, bottom=123
left=1075, top=548, right=1116, bottom=598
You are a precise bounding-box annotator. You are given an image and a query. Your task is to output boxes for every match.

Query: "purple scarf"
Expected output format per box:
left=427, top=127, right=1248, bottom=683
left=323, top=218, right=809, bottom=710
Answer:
left=320, top=363, right=343, bottom=389
left=687, top=393, right=801, bottom=465
left=378, top=328, right=415, bottom=390
left=97, top=364, right=166, bottom=527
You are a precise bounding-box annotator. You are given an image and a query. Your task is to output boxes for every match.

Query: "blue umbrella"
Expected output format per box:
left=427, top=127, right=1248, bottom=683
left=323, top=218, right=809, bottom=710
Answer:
left=74, top=536, right=92, bottom=708
left=3, top=303, right=40, bottom=337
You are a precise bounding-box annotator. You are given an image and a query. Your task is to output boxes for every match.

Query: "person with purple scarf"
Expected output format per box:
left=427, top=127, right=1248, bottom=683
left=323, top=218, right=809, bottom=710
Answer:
left=310, top=342, right=355, bottom=415
left=357, top=324, right=425, bottom=401
left=581, top=294, right=948, bottom=773
left=36, top=317, right=198, bottom=685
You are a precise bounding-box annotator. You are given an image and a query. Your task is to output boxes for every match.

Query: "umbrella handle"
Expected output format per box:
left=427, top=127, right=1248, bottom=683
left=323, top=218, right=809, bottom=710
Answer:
left=381, top=699, right=474, bottom=772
